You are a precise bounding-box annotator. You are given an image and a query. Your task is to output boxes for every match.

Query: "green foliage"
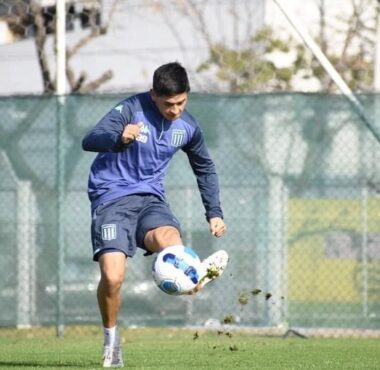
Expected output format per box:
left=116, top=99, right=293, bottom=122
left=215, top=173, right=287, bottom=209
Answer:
left=197, top=26, right=308, bottom=92
left=198, top=25, right=375, bottom=92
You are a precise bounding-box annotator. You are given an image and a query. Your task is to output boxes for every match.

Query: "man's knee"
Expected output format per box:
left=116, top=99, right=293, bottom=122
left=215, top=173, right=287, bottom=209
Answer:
left=145, top=226, right=182, bottom=252
left=99, top=253, right=126, bottom=292
left=100, top=270, right=124, bottom=292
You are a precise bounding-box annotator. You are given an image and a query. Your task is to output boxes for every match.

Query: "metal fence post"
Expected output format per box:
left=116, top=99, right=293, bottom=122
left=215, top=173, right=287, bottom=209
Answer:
left=55, top=0, right=66, bottom=338
left=17, top=181, right=37, bottom=328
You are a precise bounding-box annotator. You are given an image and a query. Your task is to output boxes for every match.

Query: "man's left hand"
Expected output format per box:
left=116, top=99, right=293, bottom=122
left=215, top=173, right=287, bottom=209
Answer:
left=209, top=217, right=227, bottom=238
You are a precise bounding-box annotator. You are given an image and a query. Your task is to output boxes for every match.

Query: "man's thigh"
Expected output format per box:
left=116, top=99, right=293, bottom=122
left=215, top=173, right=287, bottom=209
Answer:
left=136, top=197, right=182, bottom=253
left=91, top=195, right=143, bottom=260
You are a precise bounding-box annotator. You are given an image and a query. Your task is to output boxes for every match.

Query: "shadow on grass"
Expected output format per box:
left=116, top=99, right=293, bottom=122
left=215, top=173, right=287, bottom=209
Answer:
left=0, top=361, right=100, bottom=368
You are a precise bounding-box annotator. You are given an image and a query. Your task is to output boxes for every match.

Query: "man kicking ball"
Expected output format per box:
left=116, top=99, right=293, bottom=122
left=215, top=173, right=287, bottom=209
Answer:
left=82, top=62, right=229, bottom=368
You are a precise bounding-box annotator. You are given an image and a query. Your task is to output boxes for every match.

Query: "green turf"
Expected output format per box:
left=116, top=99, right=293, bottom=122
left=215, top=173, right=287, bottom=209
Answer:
left=0, top=327, right=379, bottom=369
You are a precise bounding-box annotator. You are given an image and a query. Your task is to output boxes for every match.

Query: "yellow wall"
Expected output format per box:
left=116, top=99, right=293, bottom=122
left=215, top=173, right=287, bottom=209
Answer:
left=288, top=198, right=380, bottom=303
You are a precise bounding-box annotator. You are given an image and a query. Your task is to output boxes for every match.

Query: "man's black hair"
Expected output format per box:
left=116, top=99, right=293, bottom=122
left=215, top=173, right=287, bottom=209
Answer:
left=153, top=62, right=190, bottom=96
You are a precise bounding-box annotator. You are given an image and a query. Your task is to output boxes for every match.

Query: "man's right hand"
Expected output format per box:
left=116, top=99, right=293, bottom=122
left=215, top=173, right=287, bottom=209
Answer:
left=121, top=122, right=144, bottom=144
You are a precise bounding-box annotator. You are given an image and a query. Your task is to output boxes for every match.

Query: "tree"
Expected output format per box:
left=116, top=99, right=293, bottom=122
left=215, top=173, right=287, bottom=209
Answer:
left=154, top=0, right=377, bottom=93
left=314, top=0, right=376, bottom=91
left=3, top=0, right=119, bottom=94
left=196, top=26, right=308, bottom=92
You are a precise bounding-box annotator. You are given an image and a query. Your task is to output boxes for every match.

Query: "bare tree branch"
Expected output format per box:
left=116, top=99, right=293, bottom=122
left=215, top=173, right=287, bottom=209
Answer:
left=186, top=0, right=213, bottom=48
left=66, top=64, right=76, bottom=90
left=72, top=71, right=87, bottom=92
left=77, top=70, right=114, bottom=93
left=23, top=0, right=120, bottom=94
left=31, top=3, right=55, bottom=93
left=66, top=27, right=107, bottom=60
left=63, top=0, right=120, bottom=93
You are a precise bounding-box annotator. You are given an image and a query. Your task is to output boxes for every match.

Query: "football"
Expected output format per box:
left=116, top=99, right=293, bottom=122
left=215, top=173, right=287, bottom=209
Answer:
left=152, top=245, right=203, bottom=295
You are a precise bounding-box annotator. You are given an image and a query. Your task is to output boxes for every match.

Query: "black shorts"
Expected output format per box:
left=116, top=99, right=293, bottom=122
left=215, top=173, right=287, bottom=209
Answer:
left=91, top=194, right=181, bottom=261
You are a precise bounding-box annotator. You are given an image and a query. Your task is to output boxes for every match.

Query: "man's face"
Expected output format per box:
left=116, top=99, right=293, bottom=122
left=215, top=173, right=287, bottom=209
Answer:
left=151, top=91, right=188, bottom=121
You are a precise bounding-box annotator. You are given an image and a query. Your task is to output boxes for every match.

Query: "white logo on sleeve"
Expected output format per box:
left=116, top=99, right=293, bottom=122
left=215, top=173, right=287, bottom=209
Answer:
left=171, top=129, right=185, bottom=147
left=114, top=105, right=123, bottom=113
left=101, top=224, right=117, bottom=241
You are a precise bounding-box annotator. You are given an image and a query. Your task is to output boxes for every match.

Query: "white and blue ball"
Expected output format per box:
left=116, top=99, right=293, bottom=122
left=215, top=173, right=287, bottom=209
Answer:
left=152, top=245, right=202, bottom=295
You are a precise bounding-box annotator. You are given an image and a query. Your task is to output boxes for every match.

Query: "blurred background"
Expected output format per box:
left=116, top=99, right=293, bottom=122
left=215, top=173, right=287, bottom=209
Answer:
left=0, top=0, right=380, bottom=338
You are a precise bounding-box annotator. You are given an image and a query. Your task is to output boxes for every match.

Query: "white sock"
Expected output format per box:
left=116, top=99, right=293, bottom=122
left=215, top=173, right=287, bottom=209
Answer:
left=103, top=325, right=119, bottom=347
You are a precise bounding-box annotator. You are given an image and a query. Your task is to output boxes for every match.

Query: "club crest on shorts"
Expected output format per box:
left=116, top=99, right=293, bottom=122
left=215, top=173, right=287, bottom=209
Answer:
left=171, top=129, right=185, bottom=147
left=101, top=224, right=117, bottom=241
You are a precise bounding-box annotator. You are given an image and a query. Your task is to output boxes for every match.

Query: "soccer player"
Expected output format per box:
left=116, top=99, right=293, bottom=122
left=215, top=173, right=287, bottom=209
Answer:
left=82, top=62, right=228, bottom=368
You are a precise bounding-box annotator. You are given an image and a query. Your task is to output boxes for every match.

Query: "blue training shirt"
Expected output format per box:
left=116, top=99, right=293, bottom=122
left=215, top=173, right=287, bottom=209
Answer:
left=82, top=92, right=223, bottom=220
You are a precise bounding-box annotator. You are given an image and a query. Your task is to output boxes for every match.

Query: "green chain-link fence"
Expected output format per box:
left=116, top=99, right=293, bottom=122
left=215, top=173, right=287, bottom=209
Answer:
left=1, top=93, right=380, bottom=336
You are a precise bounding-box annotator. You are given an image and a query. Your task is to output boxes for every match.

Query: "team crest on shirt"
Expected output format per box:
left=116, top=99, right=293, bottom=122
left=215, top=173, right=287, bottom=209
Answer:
left=171, top=129, right=185, bottom=147
left=101, top=224, right=117, bottom=241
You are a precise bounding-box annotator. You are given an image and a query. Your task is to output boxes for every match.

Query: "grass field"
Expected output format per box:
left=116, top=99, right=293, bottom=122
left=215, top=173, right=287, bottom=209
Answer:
left=0, top=327, right=379, bottom=369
